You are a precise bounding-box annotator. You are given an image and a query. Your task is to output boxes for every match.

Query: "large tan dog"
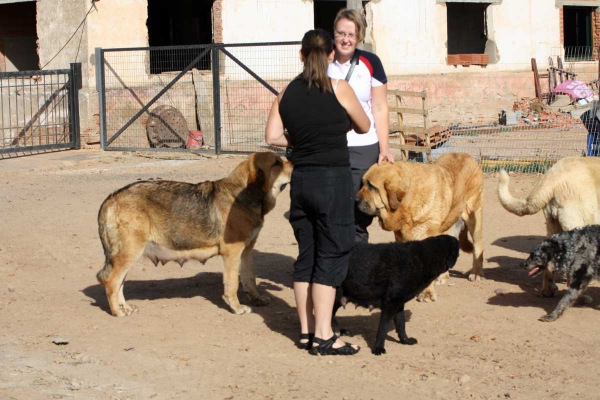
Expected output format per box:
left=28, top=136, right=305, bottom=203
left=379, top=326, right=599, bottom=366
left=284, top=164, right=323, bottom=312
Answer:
left=356, top=152, right=483, bottom=302
left=498, top=156, right=600, bottom=296
left=96, top=152, right=292, bottom=316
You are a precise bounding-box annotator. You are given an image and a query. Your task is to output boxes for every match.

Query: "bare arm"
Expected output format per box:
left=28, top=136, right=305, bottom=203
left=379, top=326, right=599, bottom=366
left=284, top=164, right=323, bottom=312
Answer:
left=265, top=90, right=290, bottom=147
left=334, top=79, right=370, bottom=134
left=371, top=84, right=394, bottom=164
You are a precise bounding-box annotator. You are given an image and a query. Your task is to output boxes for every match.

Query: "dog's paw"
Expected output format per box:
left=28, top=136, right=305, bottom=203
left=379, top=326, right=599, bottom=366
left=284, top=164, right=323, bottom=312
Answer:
left=539, top=314, right=558, bottom=322
left=468, top=272, right=484, bottom=282
left=112, top=304, right=138, bottom=317
left=251, top=295, right=271, bottom=307
left=417, top=291, right=437, bottom=303
left=373, top=346, right=386, bottom=355
left=232, top=305, right=253, bottom=315
left=400, top=337, right=418, bottom=345
left=223, top=295, right=253, bottom=314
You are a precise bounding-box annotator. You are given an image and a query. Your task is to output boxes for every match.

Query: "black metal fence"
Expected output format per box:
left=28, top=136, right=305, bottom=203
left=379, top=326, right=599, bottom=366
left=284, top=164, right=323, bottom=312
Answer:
left=96, top=43, right=302, bottom=154
left=0, top=63, right=82, bottom=158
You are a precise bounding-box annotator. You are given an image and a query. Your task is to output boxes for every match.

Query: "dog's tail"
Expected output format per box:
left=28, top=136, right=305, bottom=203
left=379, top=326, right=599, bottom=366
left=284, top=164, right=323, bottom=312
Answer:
left=498, top=170, right=553, bottom=216
left=96, top=198, right=116, bottom=286
left=459, top=228, right=474, bottom=253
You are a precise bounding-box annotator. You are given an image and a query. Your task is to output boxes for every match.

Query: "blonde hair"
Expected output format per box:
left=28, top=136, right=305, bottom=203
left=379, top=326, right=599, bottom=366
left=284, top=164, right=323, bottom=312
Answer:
left=299, top=29, right=334, bottom=93
left=333, top=8, right=366, bottom=43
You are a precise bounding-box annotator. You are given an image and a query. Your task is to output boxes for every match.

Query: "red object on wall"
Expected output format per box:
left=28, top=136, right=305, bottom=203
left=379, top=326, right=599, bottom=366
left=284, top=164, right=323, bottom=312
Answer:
left=187, top=130, right=203, bottom=149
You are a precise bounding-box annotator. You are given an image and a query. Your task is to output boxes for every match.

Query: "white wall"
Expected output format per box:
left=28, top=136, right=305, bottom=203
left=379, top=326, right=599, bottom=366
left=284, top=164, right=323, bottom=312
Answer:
left=368, top=0, right=562, bottom=75
left=86, top=0, right=149, bottom=87
left=221, top=0, right=312, bottom=79
left=222, top=0, right=313, bottom=43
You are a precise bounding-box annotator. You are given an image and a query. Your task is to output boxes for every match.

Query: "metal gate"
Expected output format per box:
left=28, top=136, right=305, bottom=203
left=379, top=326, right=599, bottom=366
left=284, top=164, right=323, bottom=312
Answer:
left=96, top=42, right=301, bottom=154
left=0, top=63, right=82, bottom=158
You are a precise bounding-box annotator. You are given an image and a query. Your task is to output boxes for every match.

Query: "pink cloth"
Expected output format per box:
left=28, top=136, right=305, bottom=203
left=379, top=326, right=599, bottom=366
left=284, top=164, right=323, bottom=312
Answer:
left=552, top=80, right=594, bottom=100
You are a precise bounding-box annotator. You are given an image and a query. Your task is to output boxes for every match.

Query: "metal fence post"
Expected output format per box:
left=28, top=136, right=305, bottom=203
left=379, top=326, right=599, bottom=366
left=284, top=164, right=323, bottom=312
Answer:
left=212, top=46, right=221, bottom=155
left=70, top=63, right=82, bottom=149
left=95, top=47, right=107, bottom=150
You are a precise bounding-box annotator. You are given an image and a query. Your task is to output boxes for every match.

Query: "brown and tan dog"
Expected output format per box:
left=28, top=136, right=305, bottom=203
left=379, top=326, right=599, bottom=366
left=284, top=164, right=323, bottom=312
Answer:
left=96, top=152, right=292, bottom=316
left=356, top=152, right=483, bottom=302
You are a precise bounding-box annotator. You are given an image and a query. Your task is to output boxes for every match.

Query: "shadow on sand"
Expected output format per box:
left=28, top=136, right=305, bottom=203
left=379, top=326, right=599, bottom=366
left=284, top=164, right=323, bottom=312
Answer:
left=83, top=249, right=417, bottom=352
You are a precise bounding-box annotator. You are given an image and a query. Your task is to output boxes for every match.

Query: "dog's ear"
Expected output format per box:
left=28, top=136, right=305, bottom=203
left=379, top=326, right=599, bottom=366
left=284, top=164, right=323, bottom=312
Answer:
left=384, top=177, right=405, bottom=211
left=247, top=153, right=267, bottom=186
left=248, top=168, right=266, bottom=188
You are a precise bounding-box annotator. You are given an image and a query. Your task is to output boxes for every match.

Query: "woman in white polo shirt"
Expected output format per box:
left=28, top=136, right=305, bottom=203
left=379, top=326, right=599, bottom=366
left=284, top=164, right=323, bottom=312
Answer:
left=328, top=8, right=394, bottom=244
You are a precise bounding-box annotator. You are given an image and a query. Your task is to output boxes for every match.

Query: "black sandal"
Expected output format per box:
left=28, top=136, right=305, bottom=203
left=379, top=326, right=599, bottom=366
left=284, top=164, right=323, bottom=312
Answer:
left=308, top=334, right=360, bottom=356
left=297, top=333, right=314, bottom=350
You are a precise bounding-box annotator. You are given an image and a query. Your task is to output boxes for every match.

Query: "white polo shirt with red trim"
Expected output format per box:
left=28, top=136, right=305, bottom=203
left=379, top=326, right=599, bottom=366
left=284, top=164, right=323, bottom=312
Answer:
left=328, top=50, right=388, bottom=147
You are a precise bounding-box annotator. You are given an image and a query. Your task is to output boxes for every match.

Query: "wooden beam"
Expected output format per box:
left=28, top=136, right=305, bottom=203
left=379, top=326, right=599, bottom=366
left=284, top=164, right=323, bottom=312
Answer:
left=389, top=107, right=428, bottom=117
left=388, top=90, right=427, bottom=99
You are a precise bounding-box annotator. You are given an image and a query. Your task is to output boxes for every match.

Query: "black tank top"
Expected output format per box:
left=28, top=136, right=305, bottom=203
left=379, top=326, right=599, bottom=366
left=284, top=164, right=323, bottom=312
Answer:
left=279, top=79, right=351, bottom=168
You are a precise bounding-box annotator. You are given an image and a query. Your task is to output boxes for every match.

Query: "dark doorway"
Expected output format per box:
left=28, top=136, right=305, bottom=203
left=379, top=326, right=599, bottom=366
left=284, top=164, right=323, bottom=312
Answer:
left=147, top=0, right=214, bottom=73
left=0, top=2, right=39, bottom=72
left=314, top=0, right=346, bottom=39
left=313, top=1, right=370, bottom=40
left=446, top=2, right=489, bottom=55
left=563, top=6, right=593, bottom=60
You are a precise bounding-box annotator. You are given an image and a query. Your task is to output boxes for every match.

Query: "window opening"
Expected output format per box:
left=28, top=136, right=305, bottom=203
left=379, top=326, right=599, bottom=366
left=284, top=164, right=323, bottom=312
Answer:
left=563, top=6, right=594, bottom=61
left=0, top=2, right=39, bottom=72
left=313, top=1, right=369, bottom=40
left=147, top=0, right=214, bottom=74
left=446, top=2, right=491, bottom=66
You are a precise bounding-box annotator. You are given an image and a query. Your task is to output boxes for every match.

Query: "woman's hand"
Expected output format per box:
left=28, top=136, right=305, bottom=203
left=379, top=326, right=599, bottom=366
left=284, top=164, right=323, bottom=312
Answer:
left=378, top=149, right=395, bottom=164
left=372, top=84, right=393, bottom=164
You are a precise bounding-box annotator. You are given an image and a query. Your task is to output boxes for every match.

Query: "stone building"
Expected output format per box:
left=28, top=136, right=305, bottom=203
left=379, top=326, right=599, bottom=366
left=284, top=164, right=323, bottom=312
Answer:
left=1, top=0, right=598, bottom=144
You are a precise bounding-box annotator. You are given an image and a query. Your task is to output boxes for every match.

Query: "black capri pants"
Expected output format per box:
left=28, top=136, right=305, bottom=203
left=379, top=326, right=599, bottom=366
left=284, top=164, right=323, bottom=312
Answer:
left=289, top=166, right=355, bottom=287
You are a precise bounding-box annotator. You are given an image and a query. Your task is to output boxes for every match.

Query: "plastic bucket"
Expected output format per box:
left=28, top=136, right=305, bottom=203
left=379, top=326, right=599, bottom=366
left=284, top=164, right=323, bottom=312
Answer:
left=187, top=130, right=203, bottom=149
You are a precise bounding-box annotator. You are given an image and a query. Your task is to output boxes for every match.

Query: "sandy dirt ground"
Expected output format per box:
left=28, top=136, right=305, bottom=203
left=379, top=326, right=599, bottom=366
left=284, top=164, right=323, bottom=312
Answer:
left=1, top=150, right=599, bottom=400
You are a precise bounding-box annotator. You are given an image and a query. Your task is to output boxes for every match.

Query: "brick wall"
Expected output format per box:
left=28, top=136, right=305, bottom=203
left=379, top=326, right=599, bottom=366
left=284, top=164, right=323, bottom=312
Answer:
left=213, top=0, right=223, bottom=43
left=594, top=9, right=600, bottom=59
left=559, top=7, right=564, bottom=45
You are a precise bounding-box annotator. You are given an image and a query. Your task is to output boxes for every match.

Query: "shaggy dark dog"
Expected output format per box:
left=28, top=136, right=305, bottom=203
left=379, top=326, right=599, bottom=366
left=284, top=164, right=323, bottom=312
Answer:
left=333, top=235, right=460, bottom=355
left=522, top=225, right=600, bottom=322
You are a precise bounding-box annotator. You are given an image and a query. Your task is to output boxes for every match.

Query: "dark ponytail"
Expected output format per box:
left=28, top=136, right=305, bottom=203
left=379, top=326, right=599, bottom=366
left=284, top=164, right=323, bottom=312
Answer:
left=299, top=29, right=334, bottom=93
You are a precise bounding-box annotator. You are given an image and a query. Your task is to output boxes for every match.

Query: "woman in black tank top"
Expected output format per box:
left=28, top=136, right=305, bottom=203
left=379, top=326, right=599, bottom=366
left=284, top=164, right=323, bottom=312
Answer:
left=265, top=29, right=369, bottom=356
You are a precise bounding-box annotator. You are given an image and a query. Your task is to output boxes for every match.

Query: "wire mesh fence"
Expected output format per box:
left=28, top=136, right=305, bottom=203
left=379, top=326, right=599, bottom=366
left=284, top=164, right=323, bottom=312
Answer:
left=0, top=64, right=81, bottom=158
left=386, top=58, right=596, bottom=173
left=97, top=43, right=600, bottom=173
left=99, top=42, right=302, bottom=154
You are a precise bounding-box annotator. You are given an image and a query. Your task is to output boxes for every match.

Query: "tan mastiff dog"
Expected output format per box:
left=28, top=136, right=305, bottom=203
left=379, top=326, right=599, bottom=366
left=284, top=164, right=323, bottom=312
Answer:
left=356, top=152, right=483, bottom=302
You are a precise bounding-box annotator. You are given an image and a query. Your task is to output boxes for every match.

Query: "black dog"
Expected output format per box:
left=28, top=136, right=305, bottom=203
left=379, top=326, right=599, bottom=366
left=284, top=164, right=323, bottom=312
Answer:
left=522, top=225, right=600, bottom=322
left=333, top=235, right=460, bottom=355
